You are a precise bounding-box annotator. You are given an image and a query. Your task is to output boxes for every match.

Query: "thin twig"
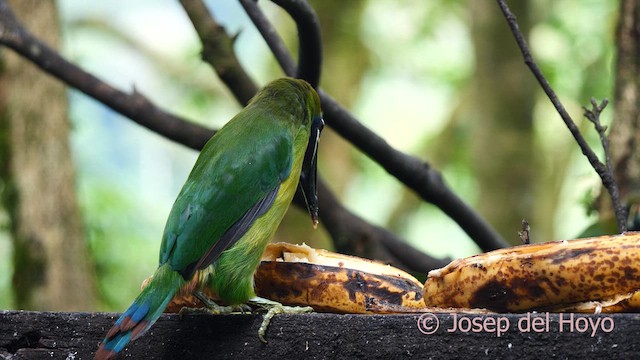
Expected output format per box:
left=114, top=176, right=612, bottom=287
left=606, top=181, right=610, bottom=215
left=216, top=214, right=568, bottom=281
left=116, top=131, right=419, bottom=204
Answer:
left=583, top=98, right=628, bottom=230
left=518, top=219, right=530, bottom=245
left=496, top=0, right=627, bottom=233
left=241, top=0, right=509, bottom=251
left=583, top=98, right=612, bottom=171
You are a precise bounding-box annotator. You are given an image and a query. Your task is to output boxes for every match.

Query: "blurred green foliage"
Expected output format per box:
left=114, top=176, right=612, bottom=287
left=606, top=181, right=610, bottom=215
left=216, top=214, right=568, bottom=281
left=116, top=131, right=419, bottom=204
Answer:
left=81, top=182, right=157, bottom=310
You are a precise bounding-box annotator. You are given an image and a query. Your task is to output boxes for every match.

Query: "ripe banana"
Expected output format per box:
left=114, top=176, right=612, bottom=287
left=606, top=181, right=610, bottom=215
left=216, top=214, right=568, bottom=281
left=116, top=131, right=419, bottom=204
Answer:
left=424, top=232, right=640, bottom=312
left=147, top=242, right=426, bottom=314
left=254, top=242, right=425, bottom=313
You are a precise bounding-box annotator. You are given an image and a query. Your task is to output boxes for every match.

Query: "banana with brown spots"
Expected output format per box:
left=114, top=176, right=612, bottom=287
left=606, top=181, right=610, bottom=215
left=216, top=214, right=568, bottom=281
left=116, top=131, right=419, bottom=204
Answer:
left=423, top=232, right=640, bottom=312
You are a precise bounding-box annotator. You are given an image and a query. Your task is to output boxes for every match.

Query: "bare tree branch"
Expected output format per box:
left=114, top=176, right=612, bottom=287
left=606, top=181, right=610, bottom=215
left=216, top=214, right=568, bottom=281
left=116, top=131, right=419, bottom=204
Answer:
left=179, top=0, right=450, bottom=272
left=496, top=0, right=627, bottom=233
left=239, top=0, right=509, bottom=251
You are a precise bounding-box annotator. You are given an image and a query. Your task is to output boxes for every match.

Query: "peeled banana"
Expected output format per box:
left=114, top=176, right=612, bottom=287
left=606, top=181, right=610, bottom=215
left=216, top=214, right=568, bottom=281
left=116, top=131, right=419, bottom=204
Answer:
left=149, top=242, right=426, bottom=314
left=423, top=232, right=640, bottom=312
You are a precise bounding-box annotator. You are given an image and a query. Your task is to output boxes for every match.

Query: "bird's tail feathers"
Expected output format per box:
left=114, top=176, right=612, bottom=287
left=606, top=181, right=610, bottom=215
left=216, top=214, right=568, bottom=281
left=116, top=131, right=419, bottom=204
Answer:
left=95, top=264, right=183, bottom=360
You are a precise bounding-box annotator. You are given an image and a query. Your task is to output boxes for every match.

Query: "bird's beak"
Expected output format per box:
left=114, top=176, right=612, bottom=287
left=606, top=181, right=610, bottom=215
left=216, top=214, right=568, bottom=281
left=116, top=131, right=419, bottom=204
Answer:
left=300, top=115, right=324, bottom=228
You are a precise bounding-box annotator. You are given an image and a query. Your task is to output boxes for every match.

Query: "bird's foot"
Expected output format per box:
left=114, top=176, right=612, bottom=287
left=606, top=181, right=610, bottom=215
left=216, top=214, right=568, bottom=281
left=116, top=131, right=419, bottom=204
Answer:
left=247, top=296, right=314, bottom=343
left=179, top=291, right=251, bottom=316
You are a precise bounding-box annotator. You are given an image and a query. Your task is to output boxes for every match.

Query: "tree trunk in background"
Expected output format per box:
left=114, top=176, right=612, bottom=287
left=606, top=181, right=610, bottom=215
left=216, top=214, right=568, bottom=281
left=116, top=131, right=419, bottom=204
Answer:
left=0, top=0, right=97, bottom=310
left=606, top=0, right=640, bottom=214
left=469, top=1, right=536, bottom=244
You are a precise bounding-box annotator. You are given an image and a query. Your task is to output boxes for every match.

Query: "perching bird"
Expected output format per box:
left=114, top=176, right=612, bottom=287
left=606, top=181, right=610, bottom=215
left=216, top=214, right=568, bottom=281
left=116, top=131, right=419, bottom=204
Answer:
left=95, top=78, right=323, bottom=359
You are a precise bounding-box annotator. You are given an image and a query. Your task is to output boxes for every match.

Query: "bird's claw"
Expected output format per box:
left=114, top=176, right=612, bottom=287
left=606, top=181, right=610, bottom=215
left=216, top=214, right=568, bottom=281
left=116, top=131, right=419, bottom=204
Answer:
left=248, top=297, right=314, bottom=343
left=181, top=294, right=313, bottom=342
left=180, top=291, right=251, bottom=315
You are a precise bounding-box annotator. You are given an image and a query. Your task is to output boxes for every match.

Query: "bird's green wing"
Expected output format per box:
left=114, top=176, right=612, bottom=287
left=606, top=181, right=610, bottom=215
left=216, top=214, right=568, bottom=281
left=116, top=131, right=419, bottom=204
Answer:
left=158, top=117, right=293, bottom=279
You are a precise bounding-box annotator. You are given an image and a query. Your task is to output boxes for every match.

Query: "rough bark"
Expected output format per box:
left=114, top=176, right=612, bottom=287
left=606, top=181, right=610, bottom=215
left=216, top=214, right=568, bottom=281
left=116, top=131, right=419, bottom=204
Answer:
left=609, top=0, right=640, bottom=207
left=0, top=0, right=96, bottom=310
left=0, top=310, right=638, bottom=359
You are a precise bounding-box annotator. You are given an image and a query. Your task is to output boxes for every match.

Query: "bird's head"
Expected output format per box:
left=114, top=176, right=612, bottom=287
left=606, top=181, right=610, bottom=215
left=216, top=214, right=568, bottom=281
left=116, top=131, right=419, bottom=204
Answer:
left=255, top=78, right=324, bottom=227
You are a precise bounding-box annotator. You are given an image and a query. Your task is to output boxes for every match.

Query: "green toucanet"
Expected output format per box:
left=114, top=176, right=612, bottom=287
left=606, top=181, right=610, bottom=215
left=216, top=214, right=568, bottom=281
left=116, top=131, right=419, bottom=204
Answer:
left=95, top=78, right=323, bottom=359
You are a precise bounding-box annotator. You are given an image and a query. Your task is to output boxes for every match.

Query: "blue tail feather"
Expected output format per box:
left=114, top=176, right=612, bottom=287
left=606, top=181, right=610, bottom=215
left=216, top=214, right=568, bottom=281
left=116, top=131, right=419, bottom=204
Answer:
left=95, top=264, right=183, bottom=360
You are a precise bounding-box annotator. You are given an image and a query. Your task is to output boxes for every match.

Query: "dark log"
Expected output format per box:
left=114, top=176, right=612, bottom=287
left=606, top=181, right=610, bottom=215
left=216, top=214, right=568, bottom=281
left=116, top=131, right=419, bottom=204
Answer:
left=0, top=310, right=638, bottom=359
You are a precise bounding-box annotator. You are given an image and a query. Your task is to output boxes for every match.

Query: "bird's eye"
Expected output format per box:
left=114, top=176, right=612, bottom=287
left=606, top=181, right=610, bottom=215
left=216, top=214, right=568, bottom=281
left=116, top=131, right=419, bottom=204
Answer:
left=312, top=115, right=324, bottom=133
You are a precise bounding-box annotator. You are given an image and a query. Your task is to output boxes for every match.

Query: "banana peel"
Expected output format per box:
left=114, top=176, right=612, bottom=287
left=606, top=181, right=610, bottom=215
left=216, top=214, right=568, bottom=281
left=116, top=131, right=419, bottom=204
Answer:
left=148, top=242, right=426, bottom=314
left=424, top=232, right=640, bottom=312
left=254, top=242, right=425, bottom=313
